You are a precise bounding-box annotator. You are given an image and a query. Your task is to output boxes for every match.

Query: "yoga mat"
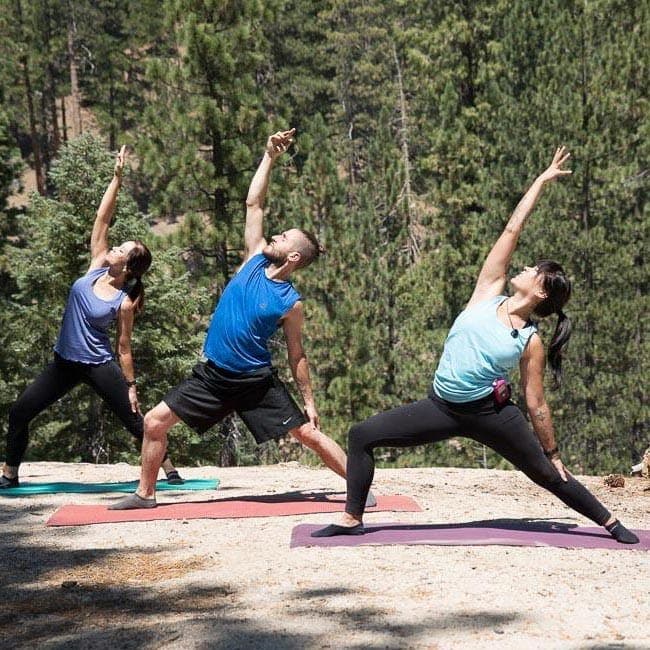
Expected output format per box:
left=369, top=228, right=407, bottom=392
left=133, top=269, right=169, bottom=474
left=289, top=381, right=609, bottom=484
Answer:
left=1, top=478, right=219, bottom=497
left=46, top=494, right=421, bottom=527
left=291, top=521, right=650, bottom=551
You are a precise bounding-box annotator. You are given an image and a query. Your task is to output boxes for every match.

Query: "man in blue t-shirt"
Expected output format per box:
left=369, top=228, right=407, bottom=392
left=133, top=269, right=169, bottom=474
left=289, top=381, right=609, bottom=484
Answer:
left=111, top=129, right=366, bottom=509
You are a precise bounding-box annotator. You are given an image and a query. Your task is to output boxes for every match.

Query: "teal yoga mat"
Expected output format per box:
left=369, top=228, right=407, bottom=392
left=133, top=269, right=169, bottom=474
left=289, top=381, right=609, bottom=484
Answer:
left=0, top=478, right=219, bottom=496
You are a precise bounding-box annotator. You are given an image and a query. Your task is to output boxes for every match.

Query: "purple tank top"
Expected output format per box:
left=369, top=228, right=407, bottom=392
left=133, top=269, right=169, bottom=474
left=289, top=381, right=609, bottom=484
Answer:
left=54, top=267, right=126, bottom=364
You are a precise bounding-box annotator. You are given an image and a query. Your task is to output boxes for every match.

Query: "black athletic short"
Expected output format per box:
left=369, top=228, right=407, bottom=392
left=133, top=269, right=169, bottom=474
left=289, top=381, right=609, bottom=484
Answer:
left=163, top=360, right=307, bottom=444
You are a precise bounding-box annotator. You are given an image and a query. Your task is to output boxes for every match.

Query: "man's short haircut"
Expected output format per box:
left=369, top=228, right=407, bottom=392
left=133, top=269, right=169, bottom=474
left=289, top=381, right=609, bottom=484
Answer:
left=295, top=229, right=325, bottom=269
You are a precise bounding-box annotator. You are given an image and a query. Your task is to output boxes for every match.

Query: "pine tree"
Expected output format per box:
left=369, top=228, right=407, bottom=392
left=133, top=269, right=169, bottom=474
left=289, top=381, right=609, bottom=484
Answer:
left=0, top=0, right=47, bottom=193
left=73, top=0, right=166, bottom=149
left=136, top=0, right=284, bottom=282
left=483, top=0, right=649, bottom=473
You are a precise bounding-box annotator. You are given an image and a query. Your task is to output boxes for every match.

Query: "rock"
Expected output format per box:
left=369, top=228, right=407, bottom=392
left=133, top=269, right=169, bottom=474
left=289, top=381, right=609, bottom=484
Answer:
left=603, top=474, right=625, bottom=488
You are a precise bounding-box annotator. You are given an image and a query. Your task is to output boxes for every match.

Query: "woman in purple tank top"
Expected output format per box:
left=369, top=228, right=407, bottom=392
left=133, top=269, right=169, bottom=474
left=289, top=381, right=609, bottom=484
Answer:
left=1, top=147, right=183, bottom=487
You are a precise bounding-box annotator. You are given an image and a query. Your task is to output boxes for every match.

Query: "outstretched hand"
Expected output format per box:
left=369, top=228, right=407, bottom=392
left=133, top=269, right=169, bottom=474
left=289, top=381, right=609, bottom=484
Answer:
left=551, top=455, right=570, bottom=482
left=304, top=403, right=320, bottom=430
left=114, top=145, right=128, bottom=179
left=539, top=146, right=572, bottom=183
left=128, top=385, right=141, bottom=415
left=266, top=128, right=295, bottom=159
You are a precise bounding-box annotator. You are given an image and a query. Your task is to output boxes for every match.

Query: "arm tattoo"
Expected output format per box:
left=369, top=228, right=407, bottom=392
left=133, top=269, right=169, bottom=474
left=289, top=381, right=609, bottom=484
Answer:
left=534, top=408, right=546, bottom=422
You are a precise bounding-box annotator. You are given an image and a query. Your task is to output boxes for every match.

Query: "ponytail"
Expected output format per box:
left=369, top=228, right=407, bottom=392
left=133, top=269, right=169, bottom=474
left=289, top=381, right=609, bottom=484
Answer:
left=547, top=310, right=572, bottom=386
left=533, top=260, right=573, bottom=387
left=125, top=240, right=152, bottom=314
left=125, top=277, right=145, bottom=314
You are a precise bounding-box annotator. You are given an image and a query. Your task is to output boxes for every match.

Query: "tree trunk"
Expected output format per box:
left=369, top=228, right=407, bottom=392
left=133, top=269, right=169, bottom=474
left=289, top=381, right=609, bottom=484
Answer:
left=44, top=0, right=61, bottom=153
left=580, top=12, right=597, bottom=468
left=211, top=129, right=230, bottom=281
left=48, top=65, right=62, bottom=153
left=109, top=67, right=116, bottom=150
left=40, top=90, right=51, bottom=173
left=60, top=96, right=68, bottom=142
left=392, top=41, right=418, bottom=261
left=67, top=5, right=83, bottom=138
left=15, top=0, right=46, bottom=194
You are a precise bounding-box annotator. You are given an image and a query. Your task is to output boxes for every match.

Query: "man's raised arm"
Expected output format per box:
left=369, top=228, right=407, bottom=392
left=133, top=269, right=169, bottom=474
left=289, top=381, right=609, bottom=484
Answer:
left=244, top=128, right=295, bottom=260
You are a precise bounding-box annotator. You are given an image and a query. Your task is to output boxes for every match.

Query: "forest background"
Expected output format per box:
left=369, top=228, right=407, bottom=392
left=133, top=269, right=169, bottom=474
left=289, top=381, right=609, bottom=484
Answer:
left=0, top=0, right=646, bottom=474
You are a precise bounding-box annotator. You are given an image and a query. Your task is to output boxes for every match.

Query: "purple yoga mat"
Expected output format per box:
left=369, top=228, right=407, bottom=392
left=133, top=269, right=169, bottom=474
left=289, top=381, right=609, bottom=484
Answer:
left=291, top=520, right=650, bottom=550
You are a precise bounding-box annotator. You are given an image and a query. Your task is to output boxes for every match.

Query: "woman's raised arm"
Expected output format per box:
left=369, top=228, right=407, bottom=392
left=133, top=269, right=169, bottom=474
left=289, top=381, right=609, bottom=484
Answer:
left=89, top=145, right=127, bottom=270
left=466, top=147, right=571, bottom=309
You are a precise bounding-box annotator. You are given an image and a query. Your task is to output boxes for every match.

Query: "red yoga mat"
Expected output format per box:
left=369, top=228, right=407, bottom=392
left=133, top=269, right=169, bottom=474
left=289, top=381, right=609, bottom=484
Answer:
left=46, top=493, right=421, bottom=527
left=291, top=520, right=650, bottom=551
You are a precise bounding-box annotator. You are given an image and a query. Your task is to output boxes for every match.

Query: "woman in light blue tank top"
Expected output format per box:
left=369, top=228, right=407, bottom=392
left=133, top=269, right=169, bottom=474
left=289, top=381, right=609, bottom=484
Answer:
left=1, top=147, right=183, bottom=487
left=314, top=147, right=638, bottom=544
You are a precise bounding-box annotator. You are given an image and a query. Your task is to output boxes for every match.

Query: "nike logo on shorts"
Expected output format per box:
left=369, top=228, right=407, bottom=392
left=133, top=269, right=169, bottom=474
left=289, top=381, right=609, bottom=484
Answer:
left=282, top=416, right=293, bottom=425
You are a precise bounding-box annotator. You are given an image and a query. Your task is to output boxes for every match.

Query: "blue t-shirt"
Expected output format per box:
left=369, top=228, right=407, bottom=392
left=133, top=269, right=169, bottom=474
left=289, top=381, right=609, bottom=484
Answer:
left=433, top=295, right=537, bottom=403
left=54, top=267, right=127, bottom=364
left=204, top=254, right=301, bottom=374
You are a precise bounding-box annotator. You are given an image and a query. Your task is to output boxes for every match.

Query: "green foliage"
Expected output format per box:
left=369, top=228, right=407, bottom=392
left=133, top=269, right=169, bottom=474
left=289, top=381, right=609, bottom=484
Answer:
left=0, top=135, right=210, bottom=465
left=0, top=0, right=647, bottom=474
left=135, top=0, right=284, bottom=271
left=0, top=107, right=22, bottom=210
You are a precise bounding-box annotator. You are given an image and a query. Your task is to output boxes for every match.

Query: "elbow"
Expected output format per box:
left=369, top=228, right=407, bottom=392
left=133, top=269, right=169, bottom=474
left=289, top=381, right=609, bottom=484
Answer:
left=525, top=396, right=546, bottom=414
left=523, top=384, right=546, bottom=412
left=287, top=351, right=306, bottom=367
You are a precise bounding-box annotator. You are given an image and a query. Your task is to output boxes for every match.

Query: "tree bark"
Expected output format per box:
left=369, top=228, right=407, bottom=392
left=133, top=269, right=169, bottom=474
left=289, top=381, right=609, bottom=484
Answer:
left=60, top=96, right=68, bottom=142
left=109, top=67, right=116, bottom=150
left=392, top=41, right=418, bottom=261
left=44, top=0, right=61, bottom=153
left=15, top=0, right=46, bottom=194
left=67, top=3, right=83, bottom=138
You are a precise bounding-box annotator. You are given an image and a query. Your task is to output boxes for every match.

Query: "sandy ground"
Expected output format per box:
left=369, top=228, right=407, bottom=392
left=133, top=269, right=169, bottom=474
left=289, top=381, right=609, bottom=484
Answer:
left=1, top=461, right=648, bottom=650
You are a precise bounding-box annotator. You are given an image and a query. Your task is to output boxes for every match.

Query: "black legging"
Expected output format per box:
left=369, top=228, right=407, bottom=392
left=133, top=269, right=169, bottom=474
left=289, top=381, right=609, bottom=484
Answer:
left=346, top=392, right=611, bottom=526
left=5, top=352, right=156, bottom=468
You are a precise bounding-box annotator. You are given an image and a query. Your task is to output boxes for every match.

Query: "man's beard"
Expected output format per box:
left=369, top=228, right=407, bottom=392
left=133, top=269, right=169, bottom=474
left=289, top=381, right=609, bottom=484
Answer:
left=263, top=244, right=287, bottom=265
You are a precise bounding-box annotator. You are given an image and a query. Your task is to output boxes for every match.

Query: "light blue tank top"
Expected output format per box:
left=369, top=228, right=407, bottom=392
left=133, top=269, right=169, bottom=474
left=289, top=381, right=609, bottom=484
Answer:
left=204, top=254, right=301, bottom=374
left=433, top=295, right=537, bottom=403
left=54, top=267, right=127, bottom=364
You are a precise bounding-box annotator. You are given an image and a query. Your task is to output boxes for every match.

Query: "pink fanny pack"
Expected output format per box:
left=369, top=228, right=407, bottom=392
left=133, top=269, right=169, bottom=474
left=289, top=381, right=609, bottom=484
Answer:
left=492, top=378, right=512, bottom=406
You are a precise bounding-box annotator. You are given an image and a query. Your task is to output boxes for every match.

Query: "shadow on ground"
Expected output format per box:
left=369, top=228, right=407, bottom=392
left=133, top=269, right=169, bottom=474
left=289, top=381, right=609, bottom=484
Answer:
left=2, top=555, right=524, bottom=649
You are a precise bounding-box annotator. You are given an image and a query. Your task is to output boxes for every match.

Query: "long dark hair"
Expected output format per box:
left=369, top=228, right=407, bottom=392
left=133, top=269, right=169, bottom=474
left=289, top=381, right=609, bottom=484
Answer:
left=124, top=240, right=152, bottom=314
left=533, top=260, right=572, bottom=385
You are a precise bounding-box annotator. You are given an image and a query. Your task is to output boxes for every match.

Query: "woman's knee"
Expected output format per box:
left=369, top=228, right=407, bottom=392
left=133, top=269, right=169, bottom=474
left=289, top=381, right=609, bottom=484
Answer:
left=8, top=400, right=33, bottom=430
left=347, top=421, right=376, bottom=451
left=525, top=464, right=564, bottom=490
left=116, top=407, right=144, bottom=440
left=127, top=418, right=144, bottom=441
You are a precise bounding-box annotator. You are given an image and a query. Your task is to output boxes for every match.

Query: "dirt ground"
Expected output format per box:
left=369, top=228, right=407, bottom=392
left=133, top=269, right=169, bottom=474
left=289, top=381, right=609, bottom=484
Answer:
left=1, top=461, right=648, bottom=650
